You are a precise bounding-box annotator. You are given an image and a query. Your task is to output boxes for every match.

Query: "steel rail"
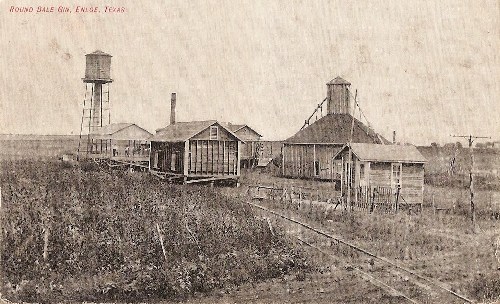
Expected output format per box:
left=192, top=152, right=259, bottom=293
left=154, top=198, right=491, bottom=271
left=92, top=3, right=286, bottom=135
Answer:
left=246, top=201, right=475, bottom=304
left=296, top=237, right=420, bottom=304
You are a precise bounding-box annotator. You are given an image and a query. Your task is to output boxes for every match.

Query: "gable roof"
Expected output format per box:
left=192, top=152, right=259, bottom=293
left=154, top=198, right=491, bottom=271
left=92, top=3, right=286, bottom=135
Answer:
left=223, top=123, right=263, bottom=137
left=91, top=123, right=133, bottom=135
left=151, top=120, right=244, bottom=142
left=90, top=123, right=152, bottom=140
left=334, top=143, right=426, bottom=163
left=327, top=76, right=351, bottom=85
left=285, top=114, right=389, bottom=144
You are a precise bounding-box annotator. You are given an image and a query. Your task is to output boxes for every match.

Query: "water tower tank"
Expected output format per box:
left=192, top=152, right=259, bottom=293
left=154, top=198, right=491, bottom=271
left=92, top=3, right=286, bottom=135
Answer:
left=83, top=50, right=112, bottom=83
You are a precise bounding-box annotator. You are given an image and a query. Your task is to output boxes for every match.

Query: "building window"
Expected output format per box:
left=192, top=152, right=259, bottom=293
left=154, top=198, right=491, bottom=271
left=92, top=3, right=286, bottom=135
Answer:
left=391, top=163, right=402, bottom=189
left=210, top=126, right=219, bottom=140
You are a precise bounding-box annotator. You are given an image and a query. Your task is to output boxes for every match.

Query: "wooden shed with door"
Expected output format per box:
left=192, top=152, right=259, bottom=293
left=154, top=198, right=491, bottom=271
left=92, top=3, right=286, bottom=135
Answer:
left=149, top=120, right=243, bottom=184
left=333, top=143, right=426, bottom=206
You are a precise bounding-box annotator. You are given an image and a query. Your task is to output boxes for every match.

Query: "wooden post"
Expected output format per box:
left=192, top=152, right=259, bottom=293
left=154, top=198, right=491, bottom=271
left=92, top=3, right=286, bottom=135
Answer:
left=299, top=187, right=302, bottom=209
left=211, top=140, right=214, bottom=174
left=395, top=185, right=400, bottom=213
left=237, top=141, right=241, bottom=176
left=347, top=148, right=352, bottom=210
left=183, top=140, right=189, bottom=178
left=469, top=137, right=475, bottom=231
left=200, top=140, right=203, bottom=174
left=217, top=141, right=220, bottom=175
left=340, top=155, right=344, bottom=198
left=156, top=223, right=168, bottom=264
left=452, top=134, right=490, bottom=232
left=194, top=140, right=198, bottom=174
left=221, top=141, right=224, bottom=175
left=370, top=187, right=376, bottom=213
left=313, top=144, right=316, bottom=176
left=148, top=141, right=152, bottom=170
left=206, top=139, right=209, bottom=175
left=281, top=144, right=285, bottom=177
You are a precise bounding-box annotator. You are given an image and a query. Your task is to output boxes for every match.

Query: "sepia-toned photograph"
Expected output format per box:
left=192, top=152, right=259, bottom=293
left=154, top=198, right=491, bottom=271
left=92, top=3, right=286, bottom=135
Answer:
left=0, top=1, right=499, bottom=303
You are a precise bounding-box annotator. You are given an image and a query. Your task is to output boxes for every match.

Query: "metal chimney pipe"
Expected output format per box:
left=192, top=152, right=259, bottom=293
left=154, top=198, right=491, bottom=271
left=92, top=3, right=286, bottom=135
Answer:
left=170, top=93, right=176, bottom=125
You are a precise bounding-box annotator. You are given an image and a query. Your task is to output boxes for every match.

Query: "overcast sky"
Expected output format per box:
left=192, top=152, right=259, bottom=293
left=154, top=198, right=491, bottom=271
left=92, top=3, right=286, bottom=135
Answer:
left=0, top=0, right=498, bottom=145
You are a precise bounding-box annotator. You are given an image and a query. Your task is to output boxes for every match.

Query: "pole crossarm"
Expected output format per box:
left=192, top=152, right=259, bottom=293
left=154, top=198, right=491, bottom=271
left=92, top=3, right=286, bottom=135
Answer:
left=451, top=135, right=491, bottom=146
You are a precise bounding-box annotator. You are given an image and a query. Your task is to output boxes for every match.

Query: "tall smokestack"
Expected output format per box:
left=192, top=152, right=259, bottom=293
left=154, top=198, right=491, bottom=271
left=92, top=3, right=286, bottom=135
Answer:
left=170, top=93, right=176, bottom=125
left=393, top=130, right=396, bottom=144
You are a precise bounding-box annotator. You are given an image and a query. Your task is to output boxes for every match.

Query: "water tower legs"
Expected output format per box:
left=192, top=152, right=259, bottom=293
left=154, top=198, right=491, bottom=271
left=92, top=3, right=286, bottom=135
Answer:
left=91, top=83, right=102, bottom=131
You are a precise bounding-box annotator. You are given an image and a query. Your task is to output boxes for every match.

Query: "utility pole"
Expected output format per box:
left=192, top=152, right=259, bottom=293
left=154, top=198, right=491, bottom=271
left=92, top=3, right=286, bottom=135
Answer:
left=347, top=90, right=358, bottom=210
left=451, top=134, right=491, bottom=232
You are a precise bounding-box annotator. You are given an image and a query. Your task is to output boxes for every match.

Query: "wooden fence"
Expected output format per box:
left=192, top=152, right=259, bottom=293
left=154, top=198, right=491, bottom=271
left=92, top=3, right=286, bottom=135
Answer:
left=354, top=186, right=397, bottom=214
left=248, top=184, right=421, bottom=214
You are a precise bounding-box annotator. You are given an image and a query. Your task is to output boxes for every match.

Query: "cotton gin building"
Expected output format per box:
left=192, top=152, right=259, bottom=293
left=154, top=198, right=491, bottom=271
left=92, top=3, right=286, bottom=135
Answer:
left=282, top=77, right=389, bottom=181
left=149, top=93, right=244, bottom=184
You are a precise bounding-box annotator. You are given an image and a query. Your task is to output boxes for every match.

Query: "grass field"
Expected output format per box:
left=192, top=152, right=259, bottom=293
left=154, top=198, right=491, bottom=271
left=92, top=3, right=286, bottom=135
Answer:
left=0, top=160, right=309, bottom=302
left=1, top=138, right=499, bottom=303
left=0, top=136, right=79, bottom=161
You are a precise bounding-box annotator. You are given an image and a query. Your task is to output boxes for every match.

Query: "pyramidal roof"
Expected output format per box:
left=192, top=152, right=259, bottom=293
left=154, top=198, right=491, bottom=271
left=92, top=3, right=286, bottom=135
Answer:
left=326, top=76, right=351, bottom=85
left=285, top=113, right=389, bottom=144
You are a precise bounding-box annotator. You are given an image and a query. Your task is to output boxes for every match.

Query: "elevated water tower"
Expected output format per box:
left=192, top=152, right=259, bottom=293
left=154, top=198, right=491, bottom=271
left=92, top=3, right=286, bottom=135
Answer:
left=78, top=50, right=113, bottom=158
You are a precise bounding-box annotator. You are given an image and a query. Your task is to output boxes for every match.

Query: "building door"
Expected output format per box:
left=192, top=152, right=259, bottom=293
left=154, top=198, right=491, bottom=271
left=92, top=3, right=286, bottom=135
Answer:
left=391, top=163, right=402, bottom=189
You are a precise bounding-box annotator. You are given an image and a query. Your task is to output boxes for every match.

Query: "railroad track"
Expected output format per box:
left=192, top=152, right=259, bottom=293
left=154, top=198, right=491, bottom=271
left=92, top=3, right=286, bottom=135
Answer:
left=245, top=200, right=475, bottom=304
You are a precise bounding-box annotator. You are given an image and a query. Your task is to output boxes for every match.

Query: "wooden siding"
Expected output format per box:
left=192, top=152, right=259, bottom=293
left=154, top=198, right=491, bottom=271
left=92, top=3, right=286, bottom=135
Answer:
left=369, top=162, right=392, bottom=187
left=191, top=125, right=235, bottom=141
left=188, top=140, right=239, bottom=176
left=282, top=143, right=342, bottom=180
left=327, top=84, right=350, bottom=114
left=400, top=163, right=424, bottom=205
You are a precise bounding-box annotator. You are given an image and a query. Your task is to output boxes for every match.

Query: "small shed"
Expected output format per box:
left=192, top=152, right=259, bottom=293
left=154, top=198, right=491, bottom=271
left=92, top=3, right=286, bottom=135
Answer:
left=149, top=120, right=243, bottom=183
left=88, top=123, right=152, bottom=164
left=333, top=143, right=426, bottom=206
left=224, top=123, right=262, bottom=168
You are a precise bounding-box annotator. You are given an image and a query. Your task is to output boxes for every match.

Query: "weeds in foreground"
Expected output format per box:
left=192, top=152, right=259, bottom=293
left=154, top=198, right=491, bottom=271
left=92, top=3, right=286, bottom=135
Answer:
left=0, top=160, right=309, bottom=302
